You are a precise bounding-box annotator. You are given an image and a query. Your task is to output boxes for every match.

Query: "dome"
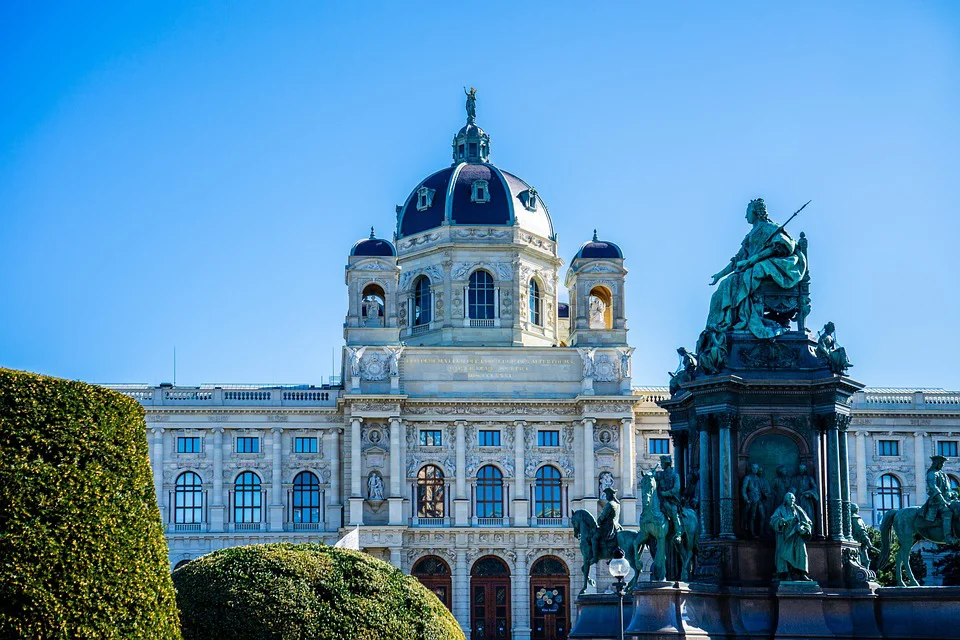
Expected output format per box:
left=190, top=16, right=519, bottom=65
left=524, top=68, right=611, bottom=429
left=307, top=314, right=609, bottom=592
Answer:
left=574, top=230, right=623, bottom=260
left=351, top=227, right=396, bottom=257
left=395, top=90, right=555, bottom=241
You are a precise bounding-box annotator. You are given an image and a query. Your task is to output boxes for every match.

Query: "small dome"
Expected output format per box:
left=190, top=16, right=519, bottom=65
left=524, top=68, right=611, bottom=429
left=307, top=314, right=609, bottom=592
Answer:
left=351, top=227, right=396, bottom=257
left=574, top=230, right=623, bottom=260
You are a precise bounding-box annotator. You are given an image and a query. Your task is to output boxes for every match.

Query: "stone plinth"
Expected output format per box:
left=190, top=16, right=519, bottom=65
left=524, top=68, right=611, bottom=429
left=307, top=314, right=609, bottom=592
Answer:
left=569, top=594, right=632, bottom=639
left=875, top=586, right=960, bottom=639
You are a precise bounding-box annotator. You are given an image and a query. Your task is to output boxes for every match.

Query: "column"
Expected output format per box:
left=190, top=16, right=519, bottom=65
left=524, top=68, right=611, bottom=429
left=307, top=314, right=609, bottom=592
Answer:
left=211, top=427, right=224, bottom=531
left=718, top=412, right=735, bottom=538
left=389, top=417, right=404, bottom=525
left=326, top=428, right=342, bottom=530
left=582, top=418, right=597, bottom=516
left=454, top=549, right=469, bottom=635
left=838, top=415, right=852, bottom=539
left=855, top=430, right=868, bottom=521
left=151, top=428, right=165, bottom=524
left=914, top=431, right=927, bottom=512
left=825, top=415, right=842, bottom=540
left=349, top=417, right=365, bottom=525
left=269, top=427, right=284, bottom=531
left=513, top=551, right=531, bottom=640
left=697, top=416, right=712, bottom=538
left=454, top=421, right=469, bottom=526
left=513, top=421, right=528, bottom=526
left=620, top=417, right=637, bottom=524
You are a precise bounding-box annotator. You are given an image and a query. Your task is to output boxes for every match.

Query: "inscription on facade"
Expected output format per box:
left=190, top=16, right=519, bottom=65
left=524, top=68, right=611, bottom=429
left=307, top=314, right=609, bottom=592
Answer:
left=403, top=354, right=575, bottom=381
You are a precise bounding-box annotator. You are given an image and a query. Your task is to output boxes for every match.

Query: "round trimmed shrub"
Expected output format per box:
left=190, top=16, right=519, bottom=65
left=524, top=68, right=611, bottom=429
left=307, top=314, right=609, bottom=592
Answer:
left=173, top=543, right=464, bottom=640
left=0, top=369, right=181, bottom=639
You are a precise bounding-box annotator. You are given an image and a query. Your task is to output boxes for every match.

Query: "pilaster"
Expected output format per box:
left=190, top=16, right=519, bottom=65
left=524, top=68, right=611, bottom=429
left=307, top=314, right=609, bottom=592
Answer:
left=854, top=430, right=868, bottom=518
left=512, top=420, right=529, bottom=526
left=914, top=431, right=927, bottom=509
left=454, top=549, right=469, bottom=635
left=620, top=417, right=637, bottom=524
left=824, top=414, right=843, bottom=540
left=513, top=550, right=532, bottom=640
left=268, top=426, right=284, bottom=532
left=718, top=412, right=735, bottom=539
left=697, top=415, right=712, bottom=539
left=838, top=414, right=852, bottom=540
left=326, top=428, right=342, bottom=529
left=454, top=420, right=470, bottom=526
left=210, top=427, right=224, bottom=531
left=151, top=428, right=165, bottom=524
left=582, top=418, right=597, bottom=516
left=349, top=416, right=364, bottom=525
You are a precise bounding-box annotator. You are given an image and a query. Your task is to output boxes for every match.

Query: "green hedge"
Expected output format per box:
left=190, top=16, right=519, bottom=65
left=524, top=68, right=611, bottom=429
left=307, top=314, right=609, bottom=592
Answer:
left=173, top=543, right=464, bottom=640
left=0, top=369, right=181, bottom=639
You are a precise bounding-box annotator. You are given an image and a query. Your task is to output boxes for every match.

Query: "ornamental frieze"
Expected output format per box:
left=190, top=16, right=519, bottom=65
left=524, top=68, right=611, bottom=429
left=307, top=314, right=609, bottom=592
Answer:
left=350, top=402, right=399, bottom=413
left=404, top=404, right=579, bottom=416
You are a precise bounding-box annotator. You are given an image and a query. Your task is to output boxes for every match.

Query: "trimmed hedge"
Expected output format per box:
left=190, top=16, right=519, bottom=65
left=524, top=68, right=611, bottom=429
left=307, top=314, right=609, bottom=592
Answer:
left=173, top=543, right=464, bottom=640
left=0, top=369, right=181, bottom=639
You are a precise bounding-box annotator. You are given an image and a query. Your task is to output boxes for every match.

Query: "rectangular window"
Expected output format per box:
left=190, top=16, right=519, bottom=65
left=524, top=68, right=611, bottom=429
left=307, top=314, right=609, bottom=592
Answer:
left=537, top=430, right=560, bottom=447
left=420, top=430, right=442, bottom=446
left=878, top=440, right=899, bottom=457
left=649, top=438, right=670, bottom=455
left=295, top=437, right=318, bottom=454
left=177, top=436, right=201, bottom=454
left=237, top=437, right=260, bottom=454
left=939, top=441, right=959, bottom=458
left=478, top=430, right=501, bottom=447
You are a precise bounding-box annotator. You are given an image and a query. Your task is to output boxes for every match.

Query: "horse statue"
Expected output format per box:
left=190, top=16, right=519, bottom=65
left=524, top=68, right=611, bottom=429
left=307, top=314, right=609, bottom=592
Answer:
left=874, top=500, right=960, bottom=586
left=638, top=471, right=700, bottom=582
left=571, top=509, right=645, bottom=595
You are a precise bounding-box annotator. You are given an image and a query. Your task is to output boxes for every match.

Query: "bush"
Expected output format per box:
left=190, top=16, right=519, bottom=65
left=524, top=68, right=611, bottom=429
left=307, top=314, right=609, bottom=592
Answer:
left=0, top=369, right=181, bottom=639
left=173, top=543, right=464, bottom=640
left=867, top=525, right=926, bottom=586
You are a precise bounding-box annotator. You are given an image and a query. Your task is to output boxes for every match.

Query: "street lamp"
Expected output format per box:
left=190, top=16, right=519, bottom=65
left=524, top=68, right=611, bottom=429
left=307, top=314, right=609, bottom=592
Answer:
left=608, top=548, right=630, bottom=640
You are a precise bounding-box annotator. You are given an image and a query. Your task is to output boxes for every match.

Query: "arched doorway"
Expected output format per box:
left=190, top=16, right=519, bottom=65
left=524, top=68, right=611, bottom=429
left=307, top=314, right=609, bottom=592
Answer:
left=411, top=555, right=452, bottom=611
left=530, top=556, right=570, bottom=640
left=471, top=555, right=511, bottom=640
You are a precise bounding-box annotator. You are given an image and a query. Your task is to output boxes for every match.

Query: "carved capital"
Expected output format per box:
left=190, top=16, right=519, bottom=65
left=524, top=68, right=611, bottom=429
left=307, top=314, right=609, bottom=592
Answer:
left=696, top=414, right=710, bottom=432
left=837, top=414, right=852, bottom=432
left=717, top=411, right=738, bottom=430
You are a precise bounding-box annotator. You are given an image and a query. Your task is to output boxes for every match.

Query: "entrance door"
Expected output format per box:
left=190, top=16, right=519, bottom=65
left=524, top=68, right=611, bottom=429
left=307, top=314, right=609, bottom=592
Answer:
left=530, top=556, right=570, bottom=640
left=471, top=556, right=511, bottom=640
left=411, top=555, right=452, bottom=611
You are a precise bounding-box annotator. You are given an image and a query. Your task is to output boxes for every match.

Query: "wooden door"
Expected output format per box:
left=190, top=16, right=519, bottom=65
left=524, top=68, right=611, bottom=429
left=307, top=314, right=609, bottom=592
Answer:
left=471, top=578, right=510, bottom=640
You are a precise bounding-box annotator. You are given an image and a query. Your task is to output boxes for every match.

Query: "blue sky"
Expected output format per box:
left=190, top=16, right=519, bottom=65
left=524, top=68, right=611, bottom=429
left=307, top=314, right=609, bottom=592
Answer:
left=1, top=2, right=958, bottom=389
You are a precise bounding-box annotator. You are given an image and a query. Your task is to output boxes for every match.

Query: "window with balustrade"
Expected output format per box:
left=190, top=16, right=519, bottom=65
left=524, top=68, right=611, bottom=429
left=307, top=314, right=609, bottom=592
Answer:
left=874, top=473, right=902, bottom=520
left=535, top=465, right=563, bottom=519
left=234, top=471, right=262, bottom=523
left=417, top=465, right=445, bottom=518
left=174, top=471, right=203, bottom=524
left=529, top=279, right=542, bottom=326
left=476, top=465, right=504, bottom=519
left=469, top=270, right=495, bottom=320
left=292, top=471, right=320, bottom=523
left=414, top=276, right=432, bottom=326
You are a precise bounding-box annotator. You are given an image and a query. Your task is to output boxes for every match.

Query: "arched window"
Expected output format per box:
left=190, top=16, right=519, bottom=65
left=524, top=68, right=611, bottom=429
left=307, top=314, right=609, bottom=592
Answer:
left=174, top=471, right=203, bottom=524
left=412, top=556, right=452, bottom=610
left=950, top=475, right=960, bottom=493
left=469, top=270, right=495, bottom=320
left=414, top=276, right=432, bottom=326
left=535, top=466, right=562, bottom=520
left=588, top=286, right=613, bottom=329
left=292, top=471, right=320, bottom=524
left=417, top=465, right=445, bottom=519
left=361, top=283, right=385, bottom=327
left=234, top=471, right=262, bottom=524
left=874, top=474, right=902, bottom=520
left=529, top=279, right=542, bottom=326
left=476, top=465, right=504, bottom=519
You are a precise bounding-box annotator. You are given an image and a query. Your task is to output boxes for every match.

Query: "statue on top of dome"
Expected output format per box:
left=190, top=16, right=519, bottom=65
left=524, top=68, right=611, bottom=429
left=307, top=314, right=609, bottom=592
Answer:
left=464, top=87, right=477, bottom=122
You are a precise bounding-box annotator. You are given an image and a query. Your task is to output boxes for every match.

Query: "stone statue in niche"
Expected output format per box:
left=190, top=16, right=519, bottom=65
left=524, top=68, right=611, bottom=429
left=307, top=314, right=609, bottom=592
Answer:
left=668, top=347, right=697, bottom=395
left=617, top=347, right=634, bottom=379
left=792, top=464, right=819, bottom=532
left=816, top=321, right=853, bottom=374
left=770, top=464, right=792, bottom=514
left=757, top=467, right=772, bottom=523
left=741, top=463, right=767, bottom=539
left=588, top=296, right=607, bottom=329
left=770, top=492, right=814, bottom=581
left=598, top=471, right=615, bottom=496
left=367, top=472, right=384, bottom=501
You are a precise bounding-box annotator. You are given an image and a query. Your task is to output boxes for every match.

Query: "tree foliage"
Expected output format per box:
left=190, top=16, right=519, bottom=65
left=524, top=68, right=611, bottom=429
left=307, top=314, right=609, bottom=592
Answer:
left=867, top=525, right=927, bottom=586
left=0, top=369, right=181, bottom=639
left=173, top=543, right=465, bottom=640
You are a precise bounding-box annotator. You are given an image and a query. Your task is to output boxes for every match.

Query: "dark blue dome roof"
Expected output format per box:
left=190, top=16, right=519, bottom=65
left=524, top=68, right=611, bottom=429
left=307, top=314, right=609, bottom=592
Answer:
left=396, top=162, right=553, bottom=240
left=351, top=228, right=396, bottom=257
left=574, top=231, right=623, bottom=260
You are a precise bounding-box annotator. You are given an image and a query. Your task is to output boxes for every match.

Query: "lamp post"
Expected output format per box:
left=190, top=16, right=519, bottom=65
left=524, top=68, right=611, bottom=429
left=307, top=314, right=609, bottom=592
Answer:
left=608, top=547, right=630, bottom=640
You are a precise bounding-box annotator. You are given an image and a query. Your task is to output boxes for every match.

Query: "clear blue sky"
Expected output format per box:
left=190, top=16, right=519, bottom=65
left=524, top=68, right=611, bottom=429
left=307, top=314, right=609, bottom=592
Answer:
left=1, top=2, right=958, bottom=389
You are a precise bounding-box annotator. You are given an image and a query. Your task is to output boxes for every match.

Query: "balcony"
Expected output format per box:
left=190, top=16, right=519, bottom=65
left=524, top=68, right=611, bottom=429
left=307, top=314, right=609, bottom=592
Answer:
left=106, top=382, right=339, bottom=407
left=411, top=324, right=431, bottom=336
left=233, top=522, right=262, bottom=532
left=534, top=517, right=565, bottom=527
left=475, top=517, right=506, bottom=527
left=469, top=319, right=495, bottom=328
left=291, top=522, right=322, bottom=531
left=171, top=523, right=203, bottom=533
left=414, top=517, right=447, bottom=527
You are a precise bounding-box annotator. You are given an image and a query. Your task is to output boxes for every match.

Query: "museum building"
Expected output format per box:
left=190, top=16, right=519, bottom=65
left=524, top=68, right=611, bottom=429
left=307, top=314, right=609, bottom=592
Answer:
left=108, top=97, right=960, bottom=639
